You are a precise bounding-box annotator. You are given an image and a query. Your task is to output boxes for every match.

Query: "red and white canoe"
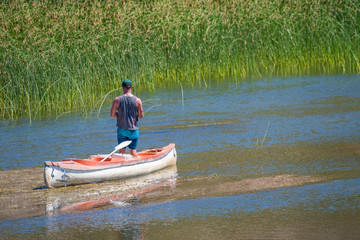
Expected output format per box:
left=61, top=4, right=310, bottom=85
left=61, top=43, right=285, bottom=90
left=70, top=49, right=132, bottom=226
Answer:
left=44, top=143, right=177, bottom=188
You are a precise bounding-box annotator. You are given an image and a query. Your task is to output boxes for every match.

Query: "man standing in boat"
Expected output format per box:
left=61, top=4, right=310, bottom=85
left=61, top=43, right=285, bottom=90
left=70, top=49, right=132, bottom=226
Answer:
left=110, top=79, right=144, bottom=157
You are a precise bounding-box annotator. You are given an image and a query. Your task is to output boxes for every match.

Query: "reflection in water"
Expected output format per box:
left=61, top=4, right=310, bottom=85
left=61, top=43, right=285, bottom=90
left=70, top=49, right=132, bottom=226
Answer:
left=45, top=166, right=177, bottom=239
left=46, top=165, right=177, bottom=215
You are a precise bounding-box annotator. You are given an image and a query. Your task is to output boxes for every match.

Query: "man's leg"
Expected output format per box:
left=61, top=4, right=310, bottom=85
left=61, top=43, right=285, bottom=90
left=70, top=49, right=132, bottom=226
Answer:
left=117, top=128, right=130, bottom=154
left=129, top=148, right=137, bottom=157
left=128, top=138, right=138, bottom=157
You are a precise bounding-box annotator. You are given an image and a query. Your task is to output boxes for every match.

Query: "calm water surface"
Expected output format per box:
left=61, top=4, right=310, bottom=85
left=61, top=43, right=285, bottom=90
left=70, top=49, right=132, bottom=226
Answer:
left=1, top=74, right=360, bottom=239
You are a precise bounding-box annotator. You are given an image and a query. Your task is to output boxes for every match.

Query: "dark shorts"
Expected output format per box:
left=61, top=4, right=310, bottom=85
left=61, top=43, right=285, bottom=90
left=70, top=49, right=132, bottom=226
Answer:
left=117, top=128, right=139, bottom=149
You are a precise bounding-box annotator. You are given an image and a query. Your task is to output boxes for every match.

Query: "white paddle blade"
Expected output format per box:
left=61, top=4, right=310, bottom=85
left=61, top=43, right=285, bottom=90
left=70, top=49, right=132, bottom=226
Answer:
left=101, top=141, right=133, bottom=162
left=115, top=140, right=132, bottom=150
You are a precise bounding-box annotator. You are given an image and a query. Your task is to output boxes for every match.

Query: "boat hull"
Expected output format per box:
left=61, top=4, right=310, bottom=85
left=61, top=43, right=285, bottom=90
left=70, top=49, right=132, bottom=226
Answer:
left=44, top=144, right=177, bottom=188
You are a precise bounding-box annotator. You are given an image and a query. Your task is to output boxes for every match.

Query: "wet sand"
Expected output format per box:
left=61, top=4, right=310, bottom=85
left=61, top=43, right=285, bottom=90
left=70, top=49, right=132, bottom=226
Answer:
left=0, top=166, right=330, bottom=221
left=0, top=167, right=45, bottom=220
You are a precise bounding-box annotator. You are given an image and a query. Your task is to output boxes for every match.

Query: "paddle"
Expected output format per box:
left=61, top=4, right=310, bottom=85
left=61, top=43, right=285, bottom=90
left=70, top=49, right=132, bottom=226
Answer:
left=100, top=140, right=132, bottom=162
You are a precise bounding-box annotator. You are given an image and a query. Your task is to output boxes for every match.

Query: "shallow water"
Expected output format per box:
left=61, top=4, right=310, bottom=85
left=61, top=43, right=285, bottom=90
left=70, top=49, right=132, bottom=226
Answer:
left=1, top=74, right=360, bottom=239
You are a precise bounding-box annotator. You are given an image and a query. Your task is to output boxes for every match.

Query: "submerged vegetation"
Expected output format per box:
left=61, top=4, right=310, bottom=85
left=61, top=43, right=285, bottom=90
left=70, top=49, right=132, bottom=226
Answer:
left=0, top=0, right=359, bottom=120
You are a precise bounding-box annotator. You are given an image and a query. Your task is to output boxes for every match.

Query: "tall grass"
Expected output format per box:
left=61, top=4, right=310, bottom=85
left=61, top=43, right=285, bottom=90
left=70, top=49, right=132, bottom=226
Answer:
left=0, top=0, right=359, bottom=120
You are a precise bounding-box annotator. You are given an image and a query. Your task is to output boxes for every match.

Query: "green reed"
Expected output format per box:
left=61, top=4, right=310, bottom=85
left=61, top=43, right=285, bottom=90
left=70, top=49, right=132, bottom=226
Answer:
left=0, top=0, right=359, bottom=120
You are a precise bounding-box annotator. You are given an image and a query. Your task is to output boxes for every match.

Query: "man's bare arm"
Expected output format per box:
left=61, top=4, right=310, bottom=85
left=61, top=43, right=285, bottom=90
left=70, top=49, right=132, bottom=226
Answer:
left=137, top=98, right=144, bottom=119
left=110, top=97, right=120, bottom=118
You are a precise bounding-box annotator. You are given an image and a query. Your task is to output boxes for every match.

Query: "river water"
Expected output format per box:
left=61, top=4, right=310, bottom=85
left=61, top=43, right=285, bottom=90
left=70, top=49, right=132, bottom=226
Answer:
left=1, top=74, right=360, bottom=239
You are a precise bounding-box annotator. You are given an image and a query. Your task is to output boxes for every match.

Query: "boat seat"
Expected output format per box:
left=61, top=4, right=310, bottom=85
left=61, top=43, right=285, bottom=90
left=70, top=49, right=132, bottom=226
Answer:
left=113, top=153, right=133, bottom=159
left=148, top=149, right=163, bottom=152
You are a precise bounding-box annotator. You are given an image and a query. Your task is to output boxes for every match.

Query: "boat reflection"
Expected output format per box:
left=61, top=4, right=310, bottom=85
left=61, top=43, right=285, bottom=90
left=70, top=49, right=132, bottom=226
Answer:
left=45, top=165, right=177, bottom=215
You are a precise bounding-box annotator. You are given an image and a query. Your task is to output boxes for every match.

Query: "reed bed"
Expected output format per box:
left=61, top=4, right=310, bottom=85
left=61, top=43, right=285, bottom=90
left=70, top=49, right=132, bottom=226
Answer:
left=0, top=0, right=359, bottom=120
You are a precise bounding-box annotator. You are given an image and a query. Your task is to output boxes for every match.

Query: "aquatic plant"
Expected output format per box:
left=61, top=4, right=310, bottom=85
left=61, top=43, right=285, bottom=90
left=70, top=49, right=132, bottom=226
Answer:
left=0, top=0, right=359, bottom=120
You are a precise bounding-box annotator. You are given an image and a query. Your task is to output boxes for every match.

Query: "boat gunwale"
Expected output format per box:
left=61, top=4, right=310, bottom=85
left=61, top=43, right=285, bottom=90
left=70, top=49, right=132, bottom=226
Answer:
left=44, top=144, right=176, bottom=172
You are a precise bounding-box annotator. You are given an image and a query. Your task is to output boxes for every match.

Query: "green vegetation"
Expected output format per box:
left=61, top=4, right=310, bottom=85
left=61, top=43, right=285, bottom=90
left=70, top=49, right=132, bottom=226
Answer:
left=1, top=0, right=359, bottom=120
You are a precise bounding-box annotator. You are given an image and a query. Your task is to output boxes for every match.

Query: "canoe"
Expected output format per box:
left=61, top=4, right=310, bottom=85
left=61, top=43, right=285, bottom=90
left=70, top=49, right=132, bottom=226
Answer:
left=44, top=143, right=177, bottom=188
